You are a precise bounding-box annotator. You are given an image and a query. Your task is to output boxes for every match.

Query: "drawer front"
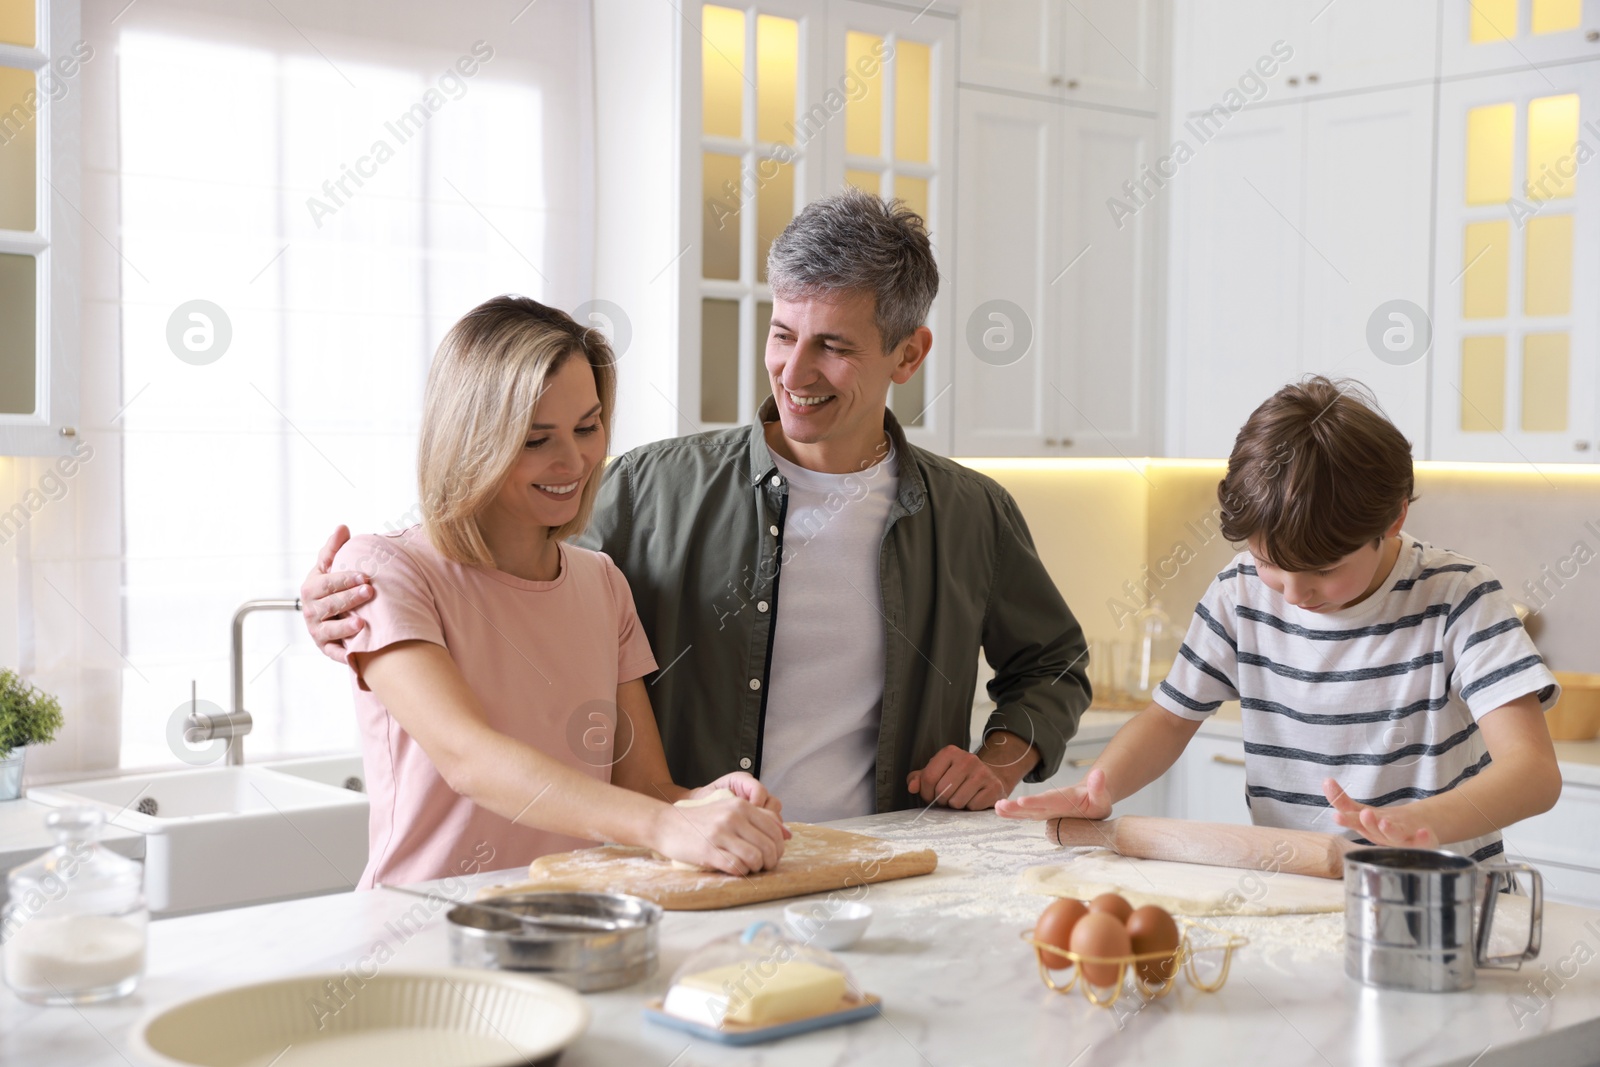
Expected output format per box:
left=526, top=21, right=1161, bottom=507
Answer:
left=1175, top=735, right=1253, bottom=826
left=1501, top=780, right=1600, bottom=881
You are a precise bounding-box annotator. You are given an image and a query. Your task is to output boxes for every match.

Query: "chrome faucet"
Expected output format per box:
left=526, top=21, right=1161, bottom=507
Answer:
left=184, top=598, right=302, bottom=766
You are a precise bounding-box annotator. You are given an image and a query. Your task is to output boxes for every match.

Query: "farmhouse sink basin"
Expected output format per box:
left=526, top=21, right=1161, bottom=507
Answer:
left=260, top=754, right=367, bottom=793
left=28, top=760, right=370, bottom=916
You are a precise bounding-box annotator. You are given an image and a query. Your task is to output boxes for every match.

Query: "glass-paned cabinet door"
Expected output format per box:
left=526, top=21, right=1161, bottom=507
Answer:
left=829, top=0, right=954, bottom=452
left=1432, top=66, right=1600, bottom=461
left=689, top=2, right=823, bottom=428
left=0, top=0, right=79, bottom=455
left=1442, top=0, right=1600, bottom=76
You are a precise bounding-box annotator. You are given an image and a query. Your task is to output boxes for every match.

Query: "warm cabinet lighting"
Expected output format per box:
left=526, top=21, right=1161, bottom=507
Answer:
left=895, top=39, right=931, bottom=163
left=1462, top=220, right=1511, bottom=318
left=845, top=31, right=883, bottom=157
left=1470, top=0, right=1519, bottom=43
left=702, top=5, right=744, bottom=139
left=0, top=0, right=31, bottom=47
left=1527, top=93, right=1579, bottom=200
left=1522, top=333, right=1570, bottom=432
left=0, top=67, right=36, bottom=231
left=1466, top=103, right=1515, bottom=204
left=1532, top=0, right=1583, bottom=35
left=1524, top=213, right=1574, bottom=315
left=756, top=14, right=798, bottom=145
left=1461, top=335, right=1509, bottom=432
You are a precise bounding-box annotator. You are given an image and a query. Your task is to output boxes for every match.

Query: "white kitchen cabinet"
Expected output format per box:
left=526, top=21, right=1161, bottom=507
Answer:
left=958, top=0, right=1164, bottom=112
left=1441, top=0, right=1600, bottom=78
left=0, top=0, right=82, bottom=456
left=1014, top=738, right=1168, bottom=818
left=1165, top=103, right=1305, bottom=458
left=1167, top=85, right=1435, bottom=457
left=1172, top=0, right=1438, bottom=117
left=1429, top=63, right=1600, bottom=463
left=596, top=0, right=957, bottom=457
left=953, top=88, right=1159, bottom=456
left=1298, top=86, right=1434, bottom=445
left=1165, top=733, right=1254, bottom=825
left=1501, top=776, right=1600, bottom=908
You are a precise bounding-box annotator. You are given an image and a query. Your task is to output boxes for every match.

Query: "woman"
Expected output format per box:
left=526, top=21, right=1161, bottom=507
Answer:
left=333, top=296, right=787, bottom=888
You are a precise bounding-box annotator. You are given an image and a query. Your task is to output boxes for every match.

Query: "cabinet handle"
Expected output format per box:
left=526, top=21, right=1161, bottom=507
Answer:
left=1287, top=76, right=1300, bottom=87
left=1587, top=29, right=1599, bottom=41
left=1050, top=75, right=1064, bottom=86
left=1575, top=440, right=1591, bottom=451
left=1045, top=437, right=1058, bottom=446
left=1067, top=757, right=1097, bottom=768
left=1307, top=72, right=1320, bottom=84
left=1060, top=437, right=1073, bottom=448
left=1066, top=78, right=1079, bottom=89
left=1211, top=753, right=1247, bottom=767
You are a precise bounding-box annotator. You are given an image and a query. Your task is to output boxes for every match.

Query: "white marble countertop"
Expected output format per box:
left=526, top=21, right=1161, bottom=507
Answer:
left=5, top=808, right=1600, bottom=1066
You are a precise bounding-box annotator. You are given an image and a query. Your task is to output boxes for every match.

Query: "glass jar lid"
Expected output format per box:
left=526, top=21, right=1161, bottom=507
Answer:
left=5, top=807, right=144, bottom=922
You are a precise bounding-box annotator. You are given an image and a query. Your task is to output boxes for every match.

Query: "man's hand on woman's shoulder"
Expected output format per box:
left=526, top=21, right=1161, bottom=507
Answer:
left=300, top=524, right=376, bottom=664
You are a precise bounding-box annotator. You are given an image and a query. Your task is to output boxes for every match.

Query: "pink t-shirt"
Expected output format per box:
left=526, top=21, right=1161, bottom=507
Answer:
left=334, top=525, right=658, bottom=889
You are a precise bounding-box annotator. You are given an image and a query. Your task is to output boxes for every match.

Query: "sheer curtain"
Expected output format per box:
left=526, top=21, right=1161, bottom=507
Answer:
left=19, top=0, right=596, bottom=777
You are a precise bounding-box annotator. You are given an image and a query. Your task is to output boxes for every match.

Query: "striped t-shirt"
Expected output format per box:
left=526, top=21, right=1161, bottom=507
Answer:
left=1155, top=535, right=1559, bottom=862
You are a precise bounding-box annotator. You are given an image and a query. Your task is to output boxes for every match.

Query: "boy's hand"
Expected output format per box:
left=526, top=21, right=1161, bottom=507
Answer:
left=995, top=768, right=1114, bottom=821
left=1323, top=778, right=1439, bottom=849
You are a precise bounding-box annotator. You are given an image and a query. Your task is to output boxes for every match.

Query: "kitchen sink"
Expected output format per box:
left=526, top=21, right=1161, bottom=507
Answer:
left=260, top=754, right=367, bottom=794
left=28, top=759, right=369, bottom=916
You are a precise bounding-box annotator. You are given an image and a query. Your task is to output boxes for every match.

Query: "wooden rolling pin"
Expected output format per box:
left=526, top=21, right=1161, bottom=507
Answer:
left=1046, top=815, right=1352, bottom=880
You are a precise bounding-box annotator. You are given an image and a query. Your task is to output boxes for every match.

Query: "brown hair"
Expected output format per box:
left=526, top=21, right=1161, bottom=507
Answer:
left=1218, top=376, right=1415, bottom=572
left=418, top=296, right=616, bottom=566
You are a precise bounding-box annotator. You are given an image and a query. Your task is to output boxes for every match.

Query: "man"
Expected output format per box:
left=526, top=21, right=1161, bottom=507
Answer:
left=301, top=188, right=1091, bottom=822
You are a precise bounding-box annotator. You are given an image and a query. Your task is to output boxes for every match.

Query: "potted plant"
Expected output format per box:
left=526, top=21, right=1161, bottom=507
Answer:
left=0, top=669, right=63, bottom=801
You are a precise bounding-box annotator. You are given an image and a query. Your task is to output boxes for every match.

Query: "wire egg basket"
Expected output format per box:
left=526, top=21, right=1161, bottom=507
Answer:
left=1020, top=916, right=1249, bottom=1008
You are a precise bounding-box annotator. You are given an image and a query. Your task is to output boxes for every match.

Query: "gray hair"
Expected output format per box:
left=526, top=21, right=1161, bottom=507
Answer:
left=765, top=187, right=939, bottom=351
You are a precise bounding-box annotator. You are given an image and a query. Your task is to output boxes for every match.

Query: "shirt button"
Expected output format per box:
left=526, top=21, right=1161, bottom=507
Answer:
left=768, top=525, right=779, bottom=536
left=739, top=757, right=753, bottom=770
left=757, top=600, right=769, bottom=612
left=748, top=678, right=762, bottom=691
left=770, top=475, right=783, bottom=487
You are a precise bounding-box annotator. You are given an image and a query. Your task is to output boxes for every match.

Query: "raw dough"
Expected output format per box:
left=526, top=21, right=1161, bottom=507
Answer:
left=1021, top=848, right=1345, bottom=916
left=658, top=788, right=737, bottom=871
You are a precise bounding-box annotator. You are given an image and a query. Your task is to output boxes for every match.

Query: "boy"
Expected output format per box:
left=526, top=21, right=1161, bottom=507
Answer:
left=998, top=377, right=1562, bottom=861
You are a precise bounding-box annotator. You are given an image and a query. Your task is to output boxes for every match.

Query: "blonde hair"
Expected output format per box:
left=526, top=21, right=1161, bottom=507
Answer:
left=418, top=295, right=616, bottom=566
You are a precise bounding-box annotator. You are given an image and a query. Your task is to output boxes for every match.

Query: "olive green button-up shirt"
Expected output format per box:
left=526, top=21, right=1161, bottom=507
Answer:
left=576, top=403, right=1091, bottom=814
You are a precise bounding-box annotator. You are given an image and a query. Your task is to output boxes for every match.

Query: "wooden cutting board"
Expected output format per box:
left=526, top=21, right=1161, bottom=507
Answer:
left=477, top=823, right=938, bottom=911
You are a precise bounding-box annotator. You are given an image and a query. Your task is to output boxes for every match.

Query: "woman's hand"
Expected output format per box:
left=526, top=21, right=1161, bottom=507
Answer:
left=698, top=772, right=786, bottom=824
left=650, top=795, right=788, bottom=876
left=1323, top=778, right=1439, bottom=848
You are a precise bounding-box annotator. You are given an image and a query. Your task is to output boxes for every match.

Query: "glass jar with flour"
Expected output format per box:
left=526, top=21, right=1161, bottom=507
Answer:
left=3, top=806, right=147, bottom=1005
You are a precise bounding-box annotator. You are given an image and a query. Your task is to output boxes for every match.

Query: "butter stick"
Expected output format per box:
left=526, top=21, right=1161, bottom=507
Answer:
left=663, top=960, right=846, bottom=1027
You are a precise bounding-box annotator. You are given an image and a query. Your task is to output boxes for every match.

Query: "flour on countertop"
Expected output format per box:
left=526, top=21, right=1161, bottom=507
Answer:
left=846, top=813, right=1346, bottom=964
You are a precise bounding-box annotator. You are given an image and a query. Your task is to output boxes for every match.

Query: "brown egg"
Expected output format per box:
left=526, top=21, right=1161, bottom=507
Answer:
left=1125, top=905, right=1181, bottom=984
left=1088, top=892, right=1134, bottom=924
left=1068, top=911, right=1132, bottom=987
left=1033, top=898, right=1089, bottom=971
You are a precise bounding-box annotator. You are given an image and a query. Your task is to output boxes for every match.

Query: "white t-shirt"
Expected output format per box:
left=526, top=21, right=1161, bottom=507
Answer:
left=759, top=443, right=900, bottom=823
left=1155, top=535, right=1559, bottom=861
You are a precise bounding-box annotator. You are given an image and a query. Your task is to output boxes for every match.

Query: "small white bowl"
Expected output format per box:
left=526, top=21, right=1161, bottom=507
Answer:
left=783, top=901, right=873, bottom=951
